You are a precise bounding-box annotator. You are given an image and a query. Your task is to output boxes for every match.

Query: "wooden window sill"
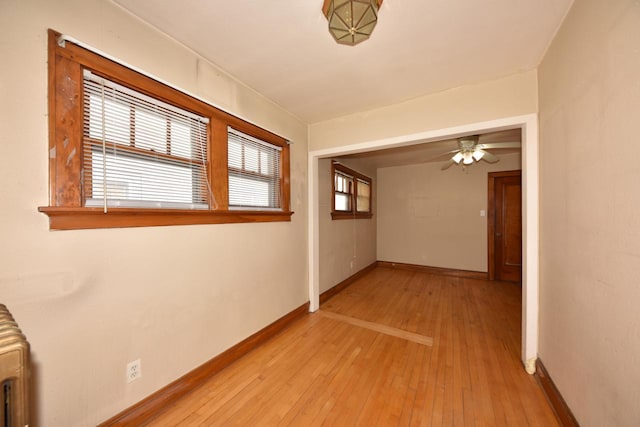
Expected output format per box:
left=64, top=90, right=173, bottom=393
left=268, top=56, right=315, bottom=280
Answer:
left=331, top=212, right=373, bottom=220
left=38, top=207, right=294, bottom=230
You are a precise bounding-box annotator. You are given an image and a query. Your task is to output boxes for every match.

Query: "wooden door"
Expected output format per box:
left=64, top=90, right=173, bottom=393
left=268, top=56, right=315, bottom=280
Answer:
left=488, top=171, right=522, bottom=282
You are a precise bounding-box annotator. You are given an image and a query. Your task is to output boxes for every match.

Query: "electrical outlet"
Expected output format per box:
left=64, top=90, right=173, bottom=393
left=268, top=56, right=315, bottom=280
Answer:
left=126, top=359, right=142, bottom=383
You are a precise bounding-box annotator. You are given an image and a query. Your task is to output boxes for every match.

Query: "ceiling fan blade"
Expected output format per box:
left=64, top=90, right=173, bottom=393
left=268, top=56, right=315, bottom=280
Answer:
left=479, top=142, right=521, bottom=149
left=441, top=159, right=456, bottom=170
left=424, top=149, right=462, bottom=163
left=480, top=150, right=499, bottom=163
left=437, top=149, right=462, bottom=156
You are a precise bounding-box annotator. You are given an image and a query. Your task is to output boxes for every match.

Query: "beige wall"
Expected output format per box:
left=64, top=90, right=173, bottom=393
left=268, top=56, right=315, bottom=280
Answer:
left=538, top=0, right=640, bottom=425
left=0, top=1, right=308, bottom=426
left=318, top=158, right=377, bottom=293
left=377, top=154, right=521, bottom=272
left=308, top=71, right=538, bottom=151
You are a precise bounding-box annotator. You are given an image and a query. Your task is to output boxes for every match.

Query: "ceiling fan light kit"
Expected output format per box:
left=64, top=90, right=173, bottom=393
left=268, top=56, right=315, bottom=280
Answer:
left=323, top=0, right=383, bottom=46
left=441, top=135, right=521, bottom=170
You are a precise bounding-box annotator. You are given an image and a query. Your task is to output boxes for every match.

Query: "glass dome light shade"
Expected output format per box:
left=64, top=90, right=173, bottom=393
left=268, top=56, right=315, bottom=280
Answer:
left=472, top=149, right=485, bottom=161
left=327, top=0, right=379, bottom=46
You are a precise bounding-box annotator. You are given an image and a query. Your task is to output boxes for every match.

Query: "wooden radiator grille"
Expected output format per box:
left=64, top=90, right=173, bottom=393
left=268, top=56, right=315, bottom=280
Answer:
left=0, top=304, right=30, bottom=427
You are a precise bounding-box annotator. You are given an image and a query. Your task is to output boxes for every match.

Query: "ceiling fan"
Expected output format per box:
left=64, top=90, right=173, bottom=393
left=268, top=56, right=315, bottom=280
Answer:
left=440, top=135, right=521, bottom=170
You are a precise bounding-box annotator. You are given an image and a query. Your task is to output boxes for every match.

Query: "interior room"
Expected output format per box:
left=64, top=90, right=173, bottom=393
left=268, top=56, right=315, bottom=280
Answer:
left=1, top=0, right=639, bottom=425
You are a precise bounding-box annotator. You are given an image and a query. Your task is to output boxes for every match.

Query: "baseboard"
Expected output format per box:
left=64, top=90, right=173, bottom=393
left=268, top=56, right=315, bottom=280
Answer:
left=99, top=302, right=310, bottom=426
left=319, top=261, right=378, bottom=305
left=535, top=359, right=580, bottom=427
left=377, top=260, right=488, bottom=280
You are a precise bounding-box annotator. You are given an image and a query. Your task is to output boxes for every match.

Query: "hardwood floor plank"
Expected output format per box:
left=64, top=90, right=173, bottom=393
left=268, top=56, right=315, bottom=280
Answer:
left=279, top=326, right=372, bottom=425
left=396, top=343, right=424, bottom=426
left=323, top=333, right=389, bottom=426
left=352, top=337, right=404, bottom=426
left=145, top=267, right=560, bottom=426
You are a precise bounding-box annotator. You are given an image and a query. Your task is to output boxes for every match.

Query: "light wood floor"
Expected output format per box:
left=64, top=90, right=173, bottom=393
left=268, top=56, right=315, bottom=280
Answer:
left=147, top=267, right=559, bottom=426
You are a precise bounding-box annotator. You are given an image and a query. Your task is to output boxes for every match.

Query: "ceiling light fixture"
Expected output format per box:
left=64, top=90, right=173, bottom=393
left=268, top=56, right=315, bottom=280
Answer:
left=439, top=134, right=522, bottom=171
left=322, top=0, right=383, bottom=46
left=449, top=136, right=492, bottom=168
left=452, top=148, right=484, bottom=165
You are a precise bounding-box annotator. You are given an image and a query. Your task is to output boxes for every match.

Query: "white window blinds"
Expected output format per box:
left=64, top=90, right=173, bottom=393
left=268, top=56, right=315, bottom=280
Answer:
left=228, top=127, right=282, bottom=210
left=82, top=70, right=210, bottom=210
left=356, top=178, right=371, bottom=212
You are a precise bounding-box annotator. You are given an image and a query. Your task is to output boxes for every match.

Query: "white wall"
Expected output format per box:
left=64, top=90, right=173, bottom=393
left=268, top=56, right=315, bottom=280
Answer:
left=308, top=70, right=538, bottom=151
left=538, top=0, right=640, bottom=425
left=0, top=1, right=308, bottom=425
left=318, top=158, right=376, bottom=293
left=377, top=153, right=521, bottom=272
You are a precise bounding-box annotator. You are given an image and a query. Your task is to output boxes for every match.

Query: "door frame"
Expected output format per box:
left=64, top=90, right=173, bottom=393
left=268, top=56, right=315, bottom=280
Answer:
left=488, top=170, right=522, bottom=281
left=307, top=113, right=539, bottom=374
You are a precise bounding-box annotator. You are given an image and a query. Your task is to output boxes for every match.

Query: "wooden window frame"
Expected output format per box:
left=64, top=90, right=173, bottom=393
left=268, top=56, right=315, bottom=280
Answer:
left=39, top=29, right=292, bottom=230
left=331, top=162, right=373, bottom=220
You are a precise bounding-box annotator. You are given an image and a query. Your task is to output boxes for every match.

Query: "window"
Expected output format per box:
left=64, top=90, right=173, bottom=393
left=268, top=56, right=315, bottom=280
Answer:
left=83, top=70, right=209, bottom=210
left=39, top=29, right=292, bottom=230
left=228, top=128, right=281, bottom=210
left=331, top=162, right=373, bottom=220
left=334, top=170, right=353, bottom=212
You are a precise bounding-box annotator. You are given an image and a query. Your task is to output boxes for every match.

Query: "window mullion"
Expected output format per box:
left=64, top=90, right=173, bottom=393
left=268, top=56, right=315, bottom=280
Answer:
left=209, top=117, right=229, bottom=210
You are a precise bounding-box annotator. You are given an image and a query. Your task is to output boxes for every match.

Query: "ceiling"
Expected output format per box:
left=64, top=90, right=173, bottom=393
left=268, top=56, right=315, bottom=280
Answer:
left=336, top=128, right=522, bottom=169
left=112, top=0, right=573, bottom=124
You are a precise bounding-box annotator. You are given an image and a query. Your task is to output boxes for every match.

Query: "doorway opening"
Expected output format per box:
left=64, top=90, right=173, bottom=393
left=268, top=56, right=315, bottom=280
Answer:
left=308, top=114, right=539, bottom=373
